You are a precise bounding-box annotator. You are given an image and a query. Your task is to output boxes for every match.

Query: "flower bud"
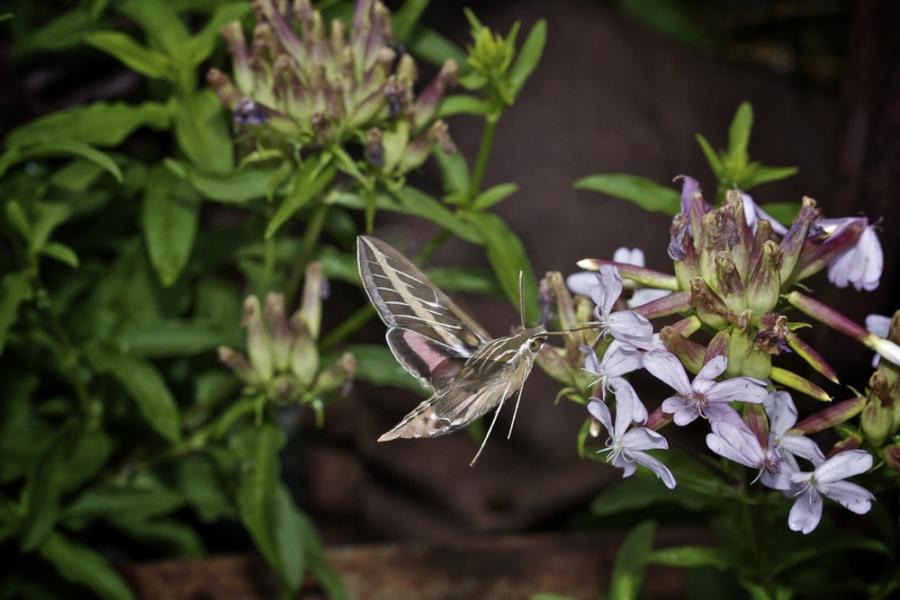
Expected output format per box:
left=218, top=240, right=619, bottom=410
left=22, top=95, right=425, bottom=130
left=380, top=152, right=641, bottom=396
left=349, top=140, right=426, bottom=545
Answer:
left=786, top=333, right=839, bottom=383
left=754, top=313, right=790, bottom=356
left=743, top=403, right=770, bottom=449
left=218, top=346, right=261, bottom=385
left=792, top=396, right=865, bottom=434
left=714, top=253, right=746, bottom=313
left=861, top=396, right=891, bottom=446
left=264, top=292, right=293, bottom=371
left=297, top=262, right=327, bottom=340
left=778, top=197, right=819, bottom=283
left=290, top=322, right=319, bottom=388
left=883, top=443, right=900, bottom=471
left=747, top=241, right=782, bottom=315
left=705, top=330, right=729, bottom=363
left=414, top=59, right=458, bottom=128
left=828, top=433, right=862, bottom=457
left=690, top=277, right=732, bottom=330
left=795, top=216, right=866, bottom=281
left=771, top=366, right=829, bottom=401
left=660, top=326, right=704, bottom=374
left=536, top=346, right=576, bottom=384
left=242, top=296, right=274, bottom=381
left=314, top=352, right=357, bottom=396
left=725, top=191, right=754, bottom=280
left=647, top=406, right=673, bottom=431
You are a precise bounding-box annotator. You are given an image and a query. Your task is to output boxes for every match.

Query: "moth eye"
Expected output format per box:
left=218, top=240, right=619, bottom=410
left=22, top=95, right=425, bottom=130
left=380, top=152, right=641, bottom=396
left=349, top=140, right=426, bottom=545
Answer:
left=528, top=339, right=542, bottom=353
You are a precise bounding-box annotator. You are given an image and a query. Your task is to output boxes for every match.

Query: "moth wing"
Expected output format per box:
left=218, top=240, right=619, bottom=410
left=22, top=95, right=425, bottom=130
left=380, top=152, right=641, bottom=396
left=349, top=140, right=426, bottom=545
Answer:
left=357, top=235, right=491, bottom=358
left=385, top=327, right=467, bottom=392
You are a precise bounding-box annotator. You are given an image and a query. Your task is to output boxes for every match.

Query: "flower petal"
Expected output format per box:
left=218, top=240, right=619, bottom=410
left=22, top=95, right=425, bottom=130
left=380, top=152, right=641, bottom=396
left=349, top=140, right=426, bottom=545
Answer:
left=661, top=396, right=699, bottom=426
left=607, top=310, right=654, bottom=345
left=821, top=481, right=875, bottom=515
left=866, top=314, right=891, bottom=338
left=611, top=378, right=647, bottom=430
left=587, top=399, right=613, bottom=437
left=706, top=377, right=768, bottom=405
left=601, top=340, right=644, bottom=378
left=706, top=431, right=758, bottom=469
left=788, top=490, right=823, bottom=534
left=567, top=272, right=600, bottom=297
left=705, top=420, right=765, bottom=468
left=592, top=265, right=623, bottom=317
left=631, top=450, right=677, bottom=489
left=814, top=449, right=873, bottom=483
left=696, top=355, right=727, bottom=381
left=643, top=350, right=692, bottom=396
left=780, top=434, right=825, bottom=465
left=858, top=226, right=883, bottom=291
left=765, top=391, right=797, bottom=437
left=613, top=247, right=645, bottom=267
left=581, top=344, right=600, bottom=375
left=622, top=427, right=668, bottom=451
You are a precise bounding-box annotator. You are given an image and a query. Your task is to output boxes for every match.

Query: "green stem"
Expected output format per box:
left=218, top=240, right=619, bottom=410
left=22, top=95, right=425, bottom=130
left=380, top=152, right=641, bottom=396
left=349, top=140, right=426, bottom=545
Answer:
left=285, top=204, right=328, bottom=300
left=468, top=116, right=498, bottom=202
left=415, top=228, right=449, bottom=264
left=262, top=233, right=276, bottom=294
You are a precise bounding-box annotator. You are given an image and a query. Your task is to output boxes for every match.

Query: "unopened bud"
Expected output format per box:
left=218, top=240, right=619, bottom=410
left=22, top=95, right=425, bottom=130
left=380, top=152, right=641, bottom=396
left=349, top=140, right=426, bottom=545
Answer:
left=265, top=292, right=292, bottom=371
left=861, top=397, right=891, bottom=446
left=705, top=330, right=729, bottom=364
left=242, top=296, right=274, bottom=381
left=883, top=443, right=900, bottom=471
left=747, top=241, right=782, bottom=315
left=297, top=262, right=327, bottom=339
left=290, top=323, right=319, bottom=388
left=715, top=253, right=746, bottom=313
left=660, top=326, right=704, bottom=374
left=744, top=403, right=770, bottom=449
left=218, top=346, right=261, bottom=385
left=314, top=352, right=356, bottom=396
left=793, top=396, right=865, bottom=434
left=778, top=197, right=819, bottom=283
left=771, top=366, right=829, bottom=401
left=414, top=59, right=458, bottom=128
left=690, top=277, right=733, bottom=330
left=828, top=433, right=862, bottom=457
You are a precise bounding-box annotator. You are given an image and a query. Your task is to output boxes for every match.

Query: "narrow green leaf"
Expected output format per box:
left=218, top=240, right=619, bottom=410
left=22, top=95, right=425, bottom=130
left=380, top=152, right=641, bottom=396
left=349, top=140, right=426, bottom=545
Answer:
left=758, top=202, right=801, bottom=226
left=427, top=266, right=502, bottom=295
left=694, top=133, right=723, bottom=178
left=463, top=211, right=538, bottom=324
left=0, top=141, right=122, bottom=181
left=433, top=148, right=470, bottom=197
left=293, top=506, right=348, bottom=600
left=50, top=160, right=106, bottom=192
left=86, top=347, right=181, bottom=441
left=0, top=271, right=32, bottom=354
left=40, top=243, right=80, bottom=268
left=436, top=95, right=490, bottom=118
left=392, top=0, right=429, bottom=42
left=176, top=455, right=234, bottom=522
left=472, top=182, right=518, bottom=211
left=5, top=200, right=32, bottom=241
left=648, top=546, right=733, bottom=569
left=29, top=202, right=73, bottom=253
left=15, top=7, right=101, bottom=55
left=576, top=174, right=680, bottom=216
left=726, top=102, right=753, bottom=167
left=108, top=517, right=204, bottom=558
left=0, top=376, right=49, bottom=483
left=186, top=3, right=251, bottom=66
left=235, top=422, right=284, bottom=569
left=392, top=188, right=482, bottom=244
left=119, top=0, right=189, bottom=55
left=509, top=20, right=547, bottom=98
left=741, top=165, right=799, bottom=189
left=347, top=344, right=425, bottom=394
left=173, top=91, right=233, bottom=175
left=591, top=474, right=712, bottom=517
left=405, top=25, right=468, bottom=69
left=85, top=31, right=171, bottom=79
left=5, top=101, right=170, bottom=149
left=166, top=159, right=276, bottom=204
left=64, top=483, right=184, bottom=525
left=39, top=532, right=134, bottom=600
left=610, top=521, right=656, bottom=600
left=142, top=168, right=200, bottom=286
left=266, top=163, right=337, bottom=238
left=119, top=319, right=240, bottom=357
left=273, top=486, right=306, bottom=592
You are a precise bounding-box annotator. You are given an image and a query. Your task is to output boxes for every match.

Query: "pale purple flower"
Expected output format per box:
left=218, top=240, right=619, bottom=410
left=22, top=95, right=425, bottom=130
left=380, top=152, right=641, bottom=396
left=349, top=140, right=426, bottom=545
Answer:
left=642, top=351, right=768, bottom=426
left=822, top=218, right=883, bottom=292
left=567, top=266, right=654, bottom=348
left=581, top=341, right=643, bottom=398
left=866, top=314, right=891, bottom=367
left=740, top=192, right=788, bottom=235
left=612, top=247, right=672, bottom=308
left=764, top=391, right=825, bottom=470
left=705, top=410, right=781, bottom=484
left=786, top=450, right=875, bottom=534
left=588, top=379, right=675, bottom=489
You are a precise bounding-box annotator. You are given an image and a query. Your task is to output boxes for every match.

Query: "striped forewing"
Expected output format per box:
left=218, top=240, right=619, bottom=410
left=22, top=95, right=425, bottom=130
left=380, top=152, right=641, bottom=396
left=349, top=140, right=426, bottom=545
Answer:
left=357, top=235, right=491, bottom=362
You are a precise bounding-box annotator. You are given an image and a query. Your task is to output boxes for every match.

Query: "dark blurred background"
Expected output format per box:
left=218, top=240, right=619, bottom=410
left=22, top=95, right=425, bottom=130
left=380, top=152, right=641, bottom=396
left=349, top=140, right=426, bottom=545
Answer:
left=3, top=0, right=899, bottom=556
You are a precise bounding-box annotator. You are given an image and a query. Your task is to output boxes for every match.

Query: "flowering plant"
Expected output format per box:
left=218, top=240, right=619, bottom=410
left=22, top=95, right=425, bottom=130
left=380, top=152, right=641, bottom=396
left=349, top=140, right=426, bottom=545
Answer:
left=538, top=105, right=900, bottom=598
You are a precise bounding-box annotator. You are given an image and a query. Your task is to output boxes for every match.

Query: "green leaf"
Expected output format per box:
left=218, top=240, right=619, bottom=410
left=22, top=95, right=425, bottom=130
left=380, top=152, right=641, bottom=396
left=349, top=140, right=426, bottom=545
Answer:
left=234, top=422, right=283, bottom=570
left=15, top=7, right=102, bottom=55
left=347, top=344, right=425, bottom=394
left=591, top=472, right=712, bottom=518
left=166, top=159, right=276, bottom=204
left=40, top=243, right=80, bottom=268
left=741, top=165, right=799, bottom=189
left=51, top=160, right=107, bottom=192
left=694, top=133, right=723, bottom=178
left=0, top=141, right=122, bottom=182
left=86, top=347, right=181, bottom=441
left=85, top=31, right=171, bottom=80
left=119, top=319, right=240, bottom=357
left=0, top=376, right=50, bottom=482
left=266, top=163, right=337, bottom=238
left=428, top=266, right=502, bottom=295
left=186, top=3, right=251, bottom=66
left=293, top=503, right=348, bottom=600
left=39, top=532, right=134, bottom=600
left=142, top=168, right=200, bottom=286
left=64, top=482, right=184, bottom=525
left=508, top=20, right=547, bottom=98
left=609, top=521, right=656, bottom=600
left=436, top=95, right=490, bottom=118
left=464, top=211, right=539, bottom=324
left=392, top=0, right=429, bottom=42
left=758, top=201, right=801, bottom=226
left=726, top=101, right=753, bottom=167
left=405, top=25, right=468, bottom=69
left=575, top=174, right=680, bottom=216
left=772, top=536, right=891, bottom=575
left=119, top=0, right=189, bottom=55
left=433, top=148, right=470, bottom=197
left=648, top=545, right=733, bottom=570
left=29, top=202, right=73, bottom=253
left=391, top=187, right=482, bottom=244
left=5, top=101, right=170, bottom=149
left=0, top=271, right=32, bottom=354
left=176, top=455, right=234, bottom=522
left=173, top=91, right=233, bottom=175
left=472, top=182, right=518, bottom=211
left=108, top=516, right=204, bottom=557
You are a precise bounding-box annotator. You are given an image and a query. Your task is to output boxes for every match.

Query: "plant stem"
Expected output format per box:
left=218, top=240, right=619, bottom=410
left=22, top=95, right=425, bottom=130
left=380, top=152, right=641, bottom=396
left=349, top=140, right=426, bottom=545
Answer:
left=468, top=116, right=498, bottom=202
left=416, top=228, right=449, bottom=264
left=262, top=233, right=276, bottom=293
left=285, top=204, right=328, bottom=299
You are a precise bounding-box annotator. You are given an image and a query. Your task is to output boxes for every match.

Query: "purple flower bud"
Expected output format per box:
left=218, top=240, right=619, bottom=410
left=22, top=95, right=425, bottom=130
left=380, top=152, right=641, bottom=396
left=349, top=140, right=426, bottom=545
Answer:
left=414, top=59, right=459, bottom=129
left=883, top=443, right=900, bottom=471
left=778, top=197, right=819, bottom=283
left=786, top=333, right=839, bottom=383
left=366, top=127, right=384, bottom=166
left=793, top=396, right=865, bottom=434
left=675, top=176, right=706, bottom=246
left=218, top=346, right=261, bottom=385
left=795, top=217, right=865, bottom=282
left=659, top=327, right=705, bottom=374
left=233, top=98, right=271, bottom=126
left=314, top=352, right=357, bottom=396
left=207, top=68, right=242, bottom=111
left=747, top=241, right=782, bottom=315
left=219, top=22, right=253, bottom=93
left=715, top=253, right=746, bottom=313
left=690, top=277, right=733, bottom=330
left=296, top=262, right=326, bottom=339
left=705, top=330, right=729, bottom=364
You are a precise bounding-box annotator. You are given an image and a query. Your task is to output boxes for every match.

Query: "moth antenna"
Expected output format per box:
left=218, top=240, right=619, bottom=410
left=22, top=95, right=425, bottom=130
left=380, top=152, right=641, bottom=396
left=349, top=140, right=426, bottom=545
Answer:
left=518, top=270, right=526, bottom=328
left=470, top=384, right=510, bottom=466
left=507, top=368, right=528, bottom=440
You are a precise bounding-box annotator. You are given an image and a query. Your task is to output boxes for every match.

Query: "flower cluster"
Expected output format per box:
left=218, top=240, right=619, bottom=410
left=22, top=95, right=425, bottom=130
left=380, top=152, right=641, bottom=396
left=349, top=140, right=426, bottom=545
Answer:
left=218, top=263, right=355, bottom=407
left=207, top=0, right=457, bottom=176
left=539, top=176, right=898, bottom=534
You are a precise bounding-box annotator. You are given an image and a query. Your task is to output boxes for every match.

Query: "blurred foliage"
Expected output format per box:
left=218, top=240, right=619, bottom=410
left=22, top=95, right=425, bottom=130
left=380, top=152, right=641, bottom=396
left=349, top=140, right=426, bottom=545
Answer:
left=0, top=0, right=546, bottom=597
